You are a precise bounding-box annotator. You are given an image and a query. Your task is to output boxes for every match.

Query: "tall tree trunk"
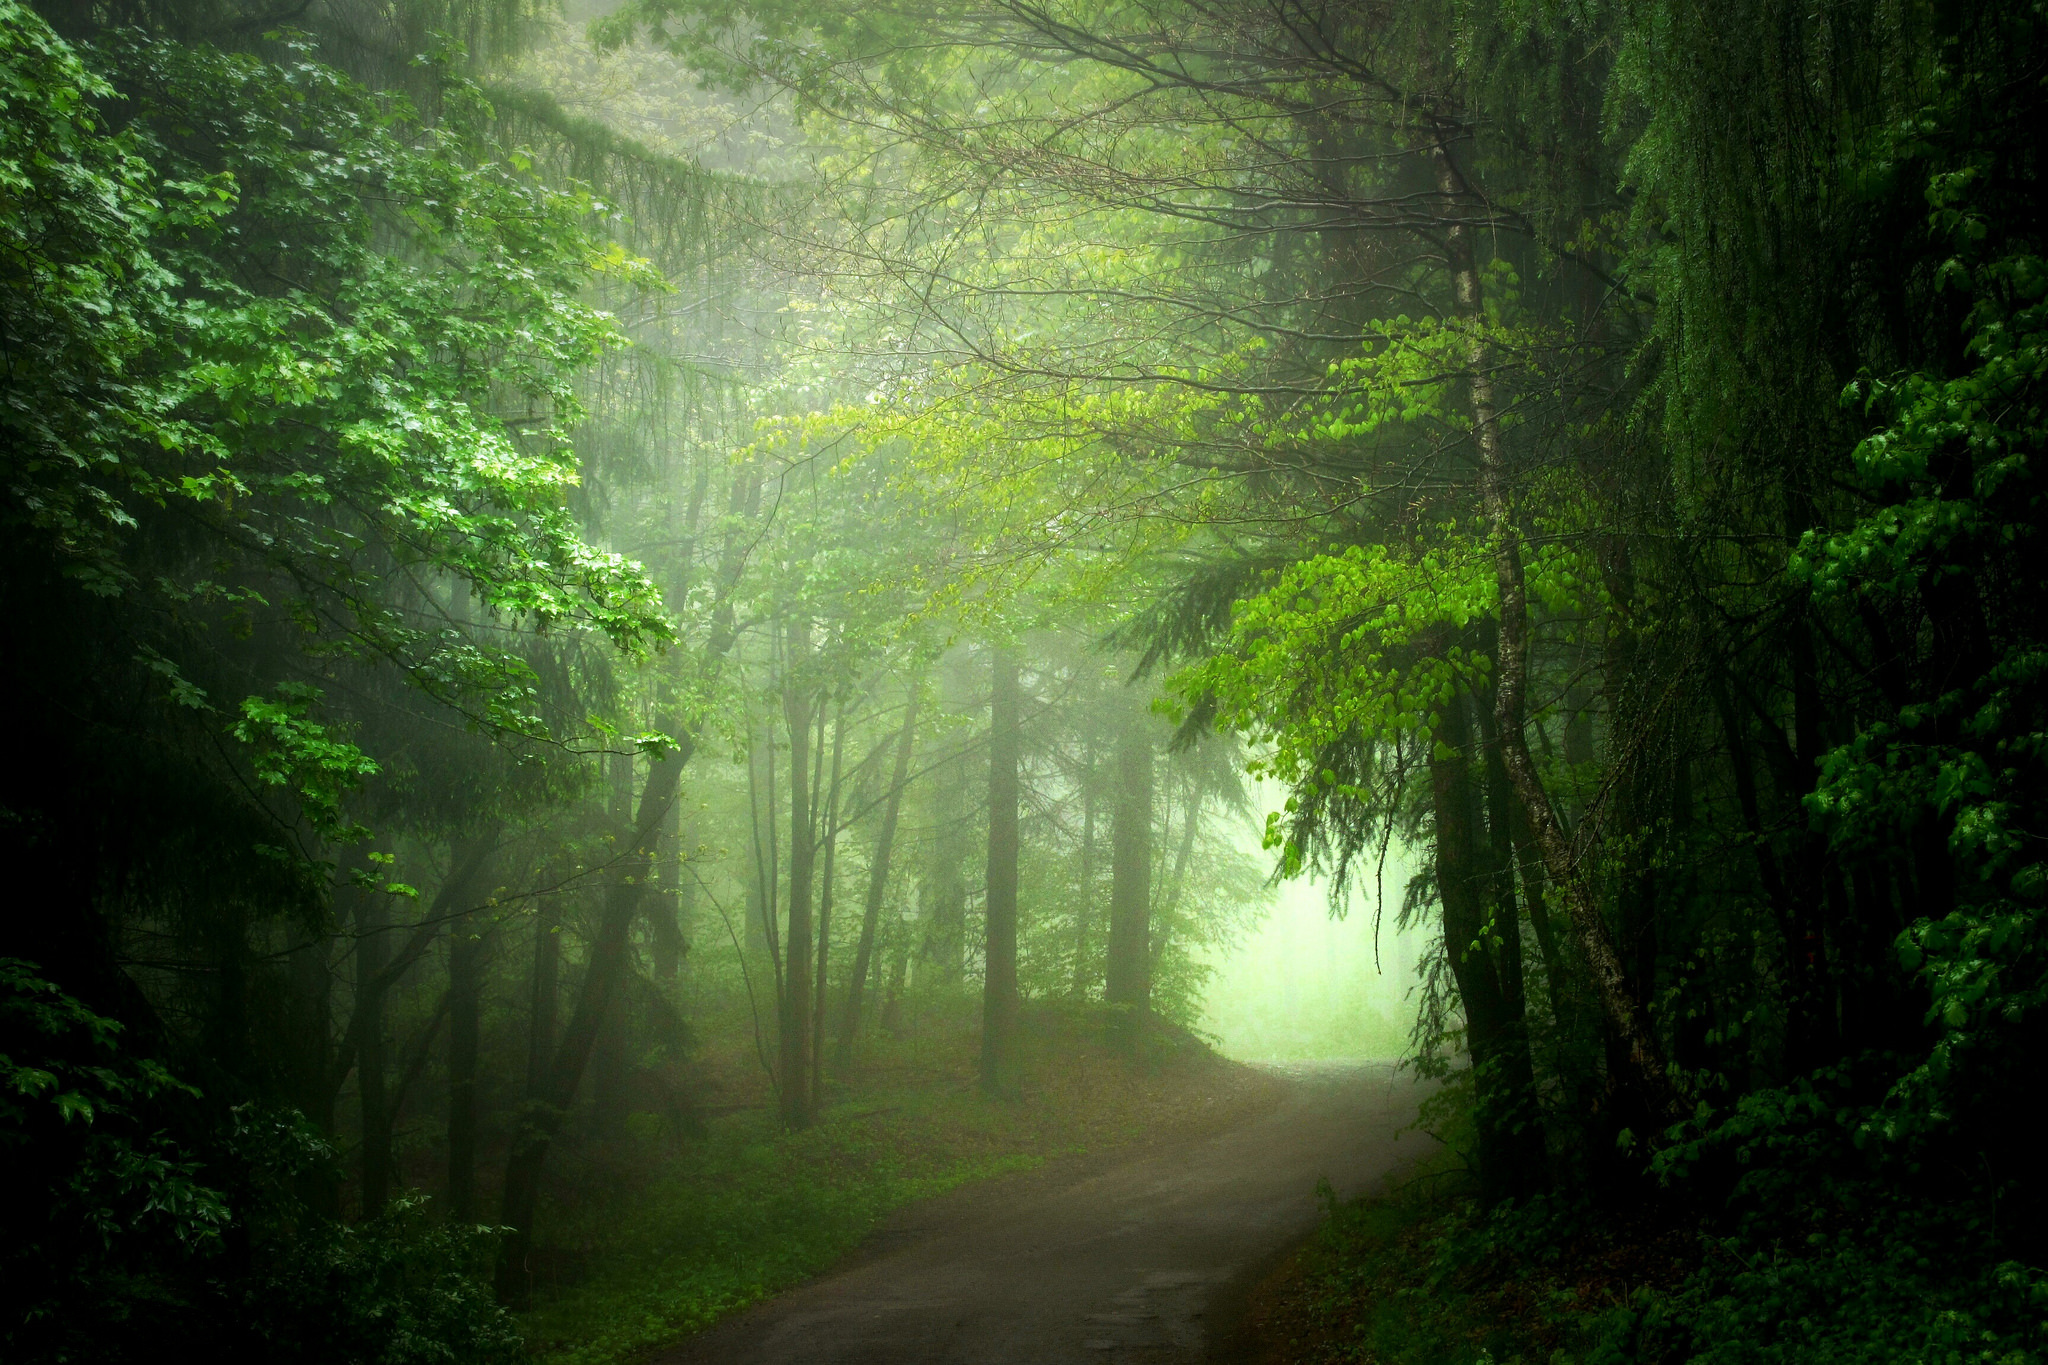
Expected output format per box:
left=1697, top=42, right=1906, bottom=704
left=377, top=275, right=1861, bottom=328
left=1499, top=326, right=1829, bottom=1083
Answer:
left=1105, top=706, right=1153, bottom=1040
left=1072, top=744, right=1096, bottom=997
left=838, top=688, right=918, bottom=1072
left=779, top=617, right=817, bottom=1130
left=653, top=800, right=685, bottom=982
left=748, top=712, right=784, bottom=995
left=1432, top=688, right=1545, bottom=1204
left=526, top=890, right=559, bottom=1099
left=880, top=909, right=910, bottom=1035
left=676, top=821, right=696, bottom=974
left=589, top=1001, right=630, bottom=1139
left=355, top=876, right=392, bottom=1217
left=1434, top=140, right=1683, bottom=1125
left=980, top=647, right=1022, bottom=1094
left=1706, top=664, right=1813, bottom=1067
left=811, top=700, right=846, bottom=1114
left=590, top=754, right=636, bottom=1138
left=1148, top=776, right=1202, bottom=980
left=1475, top=690, right=1529, bottom=1019
left=1599, top=542, right=1664, bottom=1018
left=924, top=752, right=968, bottom=988
left=444, top=830, right=498, bottom=1223
left=291, top=865, right=343, bottom=1217
left=1511, top=796, right=1569, bottom=1031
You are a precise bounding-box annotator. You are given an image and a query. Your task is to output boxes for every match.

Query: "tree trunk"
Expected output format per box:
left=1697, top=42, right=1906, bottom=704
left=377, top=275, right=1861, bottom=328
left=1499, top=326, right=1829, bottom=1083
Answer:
left=811, top=700, right=846, bottom=1114
left=837, top=688, right=918, bottom=1072
left=590, top=755, right=636, bottom=1138
left=924, top=751, right=968, bottom=988
left=779, top=617, right=817, bottom=1130
left=496, top=741, right=689, bottom=1303
left=980, top=647, right=1022, bottom=1094
left=1072, top=744, right=1096, bottom=997
left=588, top=1000, right=630, bottom=1139
left=526, top=891, right=559, bottom=1099
left=1475, top=689, right=1529, bottom=1020
left=653, top=800, right=685, bottom=982
left=1431, top=688, right=1545, bottom=1204
left=880, top=904, right=910, bottom=1034
left=1148, top=775, right=1202, bottom=981
left=292, top=863, right=344, bottom=1217
left=352, top=863, right=477, bottom=1217
left=676, top=821, right=696, bottom=973
left=748, top=712, right=783, bottom=994
left=444, top=830, right=499, bottom=1222
left=442, top=839, right=493, bottom=1219
left=1105, top=707, right=1153, bottom=1040
left=1433, top=140, right=1683, bottom=1126
left=355, top=876, right=393, bottom=1217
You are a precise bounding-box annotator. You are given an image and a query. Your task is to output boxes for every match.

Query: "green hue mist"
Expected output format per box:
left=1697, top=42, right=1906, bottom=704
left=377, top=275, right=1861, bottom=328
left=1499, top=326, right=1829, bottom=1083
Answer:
left=1198, top=801, right=1424, bottom=1062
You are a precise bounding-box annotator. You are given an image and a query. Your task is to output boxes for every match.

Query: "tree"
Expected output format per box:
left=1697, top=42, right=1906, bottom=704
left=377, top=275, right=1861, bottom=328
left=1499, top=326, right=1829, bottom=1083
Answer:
left=836, top=685, right=920, bottom=1071
left=1105, top=702, right=1154, bottom=1040
left=980, top=647, right=1023, bottom=1093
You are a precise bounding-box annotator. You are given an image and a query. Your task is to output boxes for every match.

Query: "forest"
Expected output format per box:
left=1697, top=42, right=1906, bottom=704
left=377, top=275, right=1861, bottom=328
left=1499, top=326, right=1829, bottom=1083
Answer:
left=2, top=0, right=2044, bottom=1360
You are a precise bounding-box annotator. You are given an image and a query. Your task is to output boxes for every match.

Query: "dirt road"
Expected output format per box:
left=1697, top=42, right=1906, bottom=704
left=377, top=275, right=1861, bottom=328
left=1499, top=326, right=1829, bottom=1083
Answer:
left=654, top=1062, right=1423, bottom=1365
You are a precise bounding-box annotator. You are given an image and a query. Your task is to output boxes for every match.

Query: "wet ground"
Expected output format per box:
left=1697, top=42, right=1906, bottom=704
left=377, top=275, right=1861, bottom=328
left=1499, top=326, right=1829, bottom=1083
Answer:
left=653, top=1062, right=1424, bottom=1365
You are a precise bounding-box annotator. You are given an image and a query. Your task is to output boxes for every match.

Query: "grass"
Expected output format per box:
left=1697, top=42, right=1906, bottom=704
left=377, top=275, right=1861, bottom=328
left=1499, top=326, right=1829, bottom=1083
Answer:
left=517, top=997, right=1278, bottom=1365
left=517, top=1097, right=1040, bottom=1364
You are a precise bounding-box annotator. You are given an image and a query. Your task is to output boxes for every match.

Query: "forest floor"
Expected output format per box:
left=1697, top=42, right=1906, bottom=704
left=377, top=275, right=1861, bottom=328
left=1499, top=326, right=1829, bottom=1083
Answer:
left=517, top=997, right=1387, bottom=1365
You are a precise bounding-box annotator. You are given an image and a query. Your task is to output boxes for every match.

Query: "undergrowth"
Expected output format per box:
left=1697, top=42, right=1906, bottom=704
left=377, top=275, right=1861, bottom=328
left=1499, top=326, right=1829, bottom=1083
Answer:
left=1259, top=1070, right=2048, bottom=1365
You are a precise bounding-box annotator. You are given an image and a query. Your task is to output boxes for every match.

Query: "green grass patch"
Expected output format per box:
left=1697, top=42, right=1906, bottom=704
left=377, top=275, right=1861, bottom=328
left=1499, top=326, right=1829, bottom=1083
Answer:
left=518, top=1093, right=1045, bottom=1365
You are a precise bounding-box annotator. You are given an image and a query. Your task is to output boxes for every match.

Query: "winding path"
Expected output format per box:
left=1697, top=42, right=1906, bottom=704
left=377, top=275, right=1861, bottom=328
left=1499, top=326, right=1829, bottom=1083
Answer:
left=654, top=1062, right=1423, bottom=1365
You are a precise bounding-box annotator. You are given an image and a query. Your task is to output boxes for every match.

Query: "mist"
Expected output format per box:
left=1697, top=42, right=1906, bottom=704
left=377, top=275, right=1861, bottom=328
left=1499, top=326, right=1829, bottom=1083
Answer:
left=5, top=0, right=2040, bottom=1362
left=1200, top=804, right=1424, bottom=1064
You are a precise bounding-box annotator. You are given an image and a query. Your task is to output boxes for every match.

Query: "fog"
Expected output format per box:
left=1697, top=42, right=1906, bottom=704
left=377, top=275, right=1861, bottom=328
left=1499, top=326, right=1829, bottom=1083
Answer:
left=1201, top=789, right=1426, bottom=1063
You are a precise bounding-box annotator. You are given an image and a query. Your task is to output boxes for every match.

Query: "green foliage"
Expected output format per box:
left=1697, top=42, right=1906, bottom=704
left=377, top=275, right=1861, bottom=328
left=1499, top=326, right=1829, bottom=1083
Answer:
left=1798, top=216, right=2048, bottom=1139
left=1270, top=1165, right=1585, bottom=1365
left=1, top=0, right=671, bottom=827
left=1603, top=1062, right=2046, bottom=1363
left=1288, top=1155, right=2048, bottom=1365
left=0, top=958, right=519, bottom=1364
left=237, top=1197, right=523, bottom=1365
left=0, top=958, right=229, bottom=1336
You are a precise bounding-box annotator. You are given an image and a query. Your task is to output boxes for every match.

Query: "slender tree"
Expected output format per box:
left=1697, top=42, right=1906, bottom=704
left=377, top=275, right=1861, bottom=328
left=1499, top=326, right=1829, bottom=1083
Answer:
left=811, top=699, right=847, bottom=1113
left=980, top=647, right=1022, bottom=1093
left=837, top=686, right=919, bottom=1071
left=1105, top=706, right=1154, bottom=1039
left=778, top=617, right=818, bottom=1129
left=443, top=830, right=500, bottom=1222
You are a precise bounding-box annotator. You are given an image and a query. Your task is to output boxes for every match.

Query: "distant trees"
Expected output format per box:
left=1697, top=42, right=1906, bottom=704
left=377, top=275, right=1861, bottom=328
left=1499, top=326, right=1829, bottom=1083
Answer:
left=594, top=0, right=2048, bottom=1350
